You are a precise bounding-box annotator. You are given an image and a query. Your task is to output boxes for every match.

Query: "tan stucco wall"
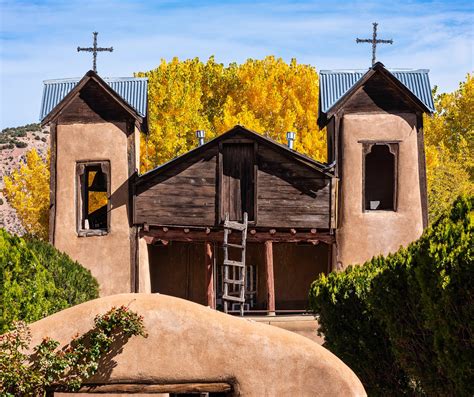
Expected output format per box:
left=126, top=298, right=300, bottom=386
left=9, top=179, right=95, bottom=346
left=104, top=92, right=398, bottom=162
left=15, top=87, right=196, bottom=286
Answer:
left=138, top=236, right=151, bottom=293
left=54, top=122, right=135, bottom=296
left=29, top=294, right=366, bottom=396
left=337, top=112, right=423, bottom=268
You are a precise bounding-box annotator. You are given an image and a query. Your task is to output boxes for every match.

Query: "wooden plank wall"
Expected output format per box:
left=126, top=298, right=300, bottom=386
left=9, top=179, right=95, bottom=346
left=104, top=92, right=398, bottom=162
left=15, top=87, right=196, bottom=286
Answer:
left=342, top=73, right=415, bottom=114
left=221, top=143, right=255, bottom=221
left=134, top=141, right=332, bottom=229
left=57, top=80, right=131, bottom=128
left=257, top=146, right=331, bottom=228
left=135, top=147, right=218, bottom=226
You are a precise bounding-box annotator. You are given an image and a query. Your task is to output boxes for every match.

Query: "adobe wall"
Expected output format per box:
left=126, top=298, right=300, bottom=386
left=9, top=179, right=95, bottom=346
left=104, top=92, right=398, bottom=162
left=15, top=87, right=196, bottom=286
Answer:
left=337, top=112, right=423, bottom=268
left=54, top=122, right=136, bottom=296
left=28, top=293, right=366, bottom=396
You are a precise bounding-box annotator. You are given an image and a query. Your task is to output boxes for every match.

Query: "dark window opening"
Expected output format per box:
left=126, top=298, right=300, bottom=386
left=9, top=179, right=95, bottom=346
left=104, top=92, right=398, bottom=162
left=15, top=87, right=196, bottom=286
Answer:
left=221, top=143, right=255, bottom=221
left=364, top=144, right=397, bottom=211
left=77, top=161, right=110, bottom=235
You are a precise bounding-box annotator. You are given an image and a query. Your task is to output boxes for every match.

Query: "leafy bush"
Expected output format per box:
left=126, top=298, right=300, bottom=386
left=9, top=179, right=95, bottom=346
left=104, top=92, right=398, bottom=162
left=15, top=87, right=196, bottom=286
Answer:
left=0, top=306, right=147, bottom=395
left=309, top=257, right=412, bottom=395
left=0, top=229, right=99, bottom=333
left=309, top=195, right=473, bottom=396
left=14, top=141, right=28, bottom=148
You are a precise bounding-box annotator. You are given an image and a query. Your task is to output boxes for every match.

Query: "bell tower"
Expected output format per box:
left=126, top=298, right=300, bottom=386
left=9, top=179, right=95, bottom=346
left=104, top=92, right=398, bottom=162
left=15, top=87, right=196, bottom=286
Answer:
left=41, top=71, right=147, bottom=295
left=318, top=62, right=434, bottom=269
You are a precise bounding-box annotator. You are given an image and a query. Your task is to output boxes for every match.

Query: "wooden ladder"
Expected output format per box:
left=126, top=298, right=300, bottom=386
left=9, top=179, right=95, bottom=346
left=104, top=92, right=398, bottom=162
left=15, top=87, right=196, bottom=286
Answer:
left=222, top=212, right=248, bottom=316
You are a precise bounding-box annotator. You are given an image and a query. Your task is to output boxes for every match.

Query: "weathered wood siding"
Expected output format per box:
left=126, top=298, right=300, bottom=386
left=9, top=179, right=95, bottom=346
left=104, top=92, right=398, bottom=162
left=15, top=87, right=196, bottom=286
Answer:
left=256, top=146, right=331, bottom=228
left=221, top=143, right=255, bottom=222
left=135, top=147, right=217, bottom=226
left=343, top=73, right=415, bottom=114
left=57, top=80, right=131, bottom=128
left=134, top=134, right=333, bottom=229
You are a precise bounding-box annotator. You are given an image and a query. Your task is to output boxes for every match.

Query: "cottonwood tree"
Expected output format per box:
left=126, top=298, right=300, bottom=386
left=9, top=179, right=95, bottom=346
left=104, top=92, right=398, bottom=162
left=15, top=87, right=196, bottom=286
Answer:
left=3, top=62, right=472, bottom=238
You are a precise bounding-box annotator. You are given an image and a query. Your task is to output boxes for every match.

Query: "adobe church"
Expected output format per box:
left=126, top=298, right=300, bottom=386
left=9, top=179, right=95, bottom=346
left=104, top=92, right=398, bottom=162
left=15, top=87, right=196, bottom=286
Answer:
left=39, top=59, right=434, bottom=327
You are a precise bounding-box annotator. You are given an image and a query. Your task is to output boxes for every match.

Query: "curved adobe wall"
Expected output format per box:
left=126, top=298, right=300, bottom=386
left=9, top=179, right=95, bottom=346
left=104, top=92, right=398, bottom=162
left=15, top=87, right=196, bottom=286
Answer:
left=28, top=293, right=366, bottom=396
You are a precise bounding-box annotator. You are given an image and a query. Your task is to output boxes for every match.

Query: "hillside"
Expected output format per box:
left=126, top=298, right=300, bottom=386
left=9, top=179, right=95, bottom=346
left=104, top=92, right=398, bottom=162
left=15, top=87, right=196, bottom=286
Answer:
left=0, top=123, right=49, bottom=235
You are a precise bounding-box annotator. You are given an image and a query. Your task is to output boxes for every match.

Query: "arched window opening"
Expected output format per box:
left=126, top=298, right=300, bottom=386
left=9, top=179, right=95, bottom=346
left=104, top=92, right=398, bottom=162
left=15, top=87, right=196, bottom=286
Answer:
left=364, top=144, right=396, bottom=211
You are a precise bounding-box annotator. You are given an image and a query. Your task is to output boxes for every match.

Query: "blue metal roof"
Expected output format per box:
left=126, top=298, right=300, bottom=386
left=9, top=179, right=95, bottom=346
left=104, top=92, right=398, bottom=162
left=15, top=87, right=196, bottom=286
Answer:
left=319, top=68, right=435, bottom=114
left=40, top=77, right=148, bottom=120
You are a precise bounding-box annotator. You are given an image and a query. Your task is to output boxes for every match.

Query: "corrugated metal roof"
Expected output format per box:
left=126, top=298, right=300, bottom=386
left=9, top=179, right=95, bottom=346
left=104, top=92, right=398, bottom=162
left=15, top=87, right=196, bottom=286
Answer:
left=40, top=77, right=148, bottom=120
left=319, top=68, right=435, bottom=113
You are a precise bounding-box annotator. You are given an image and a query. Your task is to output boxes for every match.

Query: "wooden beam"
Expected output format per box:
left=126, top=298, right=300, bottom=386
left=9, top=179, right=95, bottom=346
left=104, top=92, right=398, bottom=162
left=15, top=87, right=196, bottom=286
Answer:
left=265, top=240, right=276, bottom=316
left=70, top=382, right=232, bottom=393
left=140, top=228, right=334, bottom=245
left=205, top=241, right=215, bottom=309
left=48, top=122, right=57, bottom=245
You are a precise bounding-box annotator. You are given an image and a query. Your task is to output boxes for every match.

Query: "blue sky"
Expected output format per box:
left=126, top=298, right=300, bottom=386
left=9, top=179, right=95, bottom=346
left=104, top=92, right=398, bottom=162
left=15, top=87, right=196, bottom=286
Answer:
left=0, top=0, right=472, bottom=128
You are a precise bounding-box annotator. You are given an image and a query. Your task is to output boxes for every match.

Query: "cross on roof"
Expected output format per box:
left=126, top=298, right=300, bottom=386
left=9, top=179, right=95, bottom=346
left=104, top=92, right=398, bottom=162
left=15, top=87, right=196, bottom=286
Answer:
left=356, top=22, right=393, bottom=66
left=77, top=32, right=113, bottom=73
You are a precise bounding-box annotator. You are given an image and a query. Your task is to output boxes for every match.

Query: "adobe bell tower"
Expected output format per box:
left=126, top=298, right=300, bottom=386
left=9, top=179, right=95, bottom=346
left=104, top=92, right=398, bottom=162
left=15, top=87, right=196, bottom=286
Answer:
left=41, top=71, right=147, bottom=295
left=318, top=62, right=434, bottom=269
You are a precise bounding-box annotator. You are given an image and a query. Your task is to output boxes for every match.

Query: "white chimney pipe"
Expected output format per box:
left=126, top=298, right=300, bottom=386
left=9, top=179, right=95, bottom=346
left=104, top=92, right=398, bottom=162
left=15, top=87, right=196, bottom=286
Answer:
left=196, top=130, right=205, bottom=146
left=286, top=131, right=296, bottom=150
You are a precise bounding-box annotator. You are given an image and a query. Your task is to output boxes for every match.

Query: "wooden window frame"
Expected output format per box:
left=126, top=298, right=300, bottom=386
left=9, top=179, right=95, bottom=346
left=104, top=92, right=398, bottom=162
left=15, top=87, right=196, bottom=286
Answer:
left=76, top=160, right=111, bottom=237
left=217, top=140, right=258, bottom=225
left=360, top=141, right=399, bottom=212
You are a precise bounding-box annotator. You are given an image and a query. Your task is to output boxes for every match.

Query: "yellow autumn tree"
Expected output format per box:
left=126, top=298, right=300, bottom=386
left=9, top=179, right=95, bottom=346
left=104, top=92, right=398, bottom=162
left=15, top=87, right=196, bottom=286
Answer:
left=424, top=74, right=474, bottom=221
left=136, top=56, right=325, bottom=172
left=4, top=60, right=472, bottom=238
left=3, top=149, right=49, bottom=239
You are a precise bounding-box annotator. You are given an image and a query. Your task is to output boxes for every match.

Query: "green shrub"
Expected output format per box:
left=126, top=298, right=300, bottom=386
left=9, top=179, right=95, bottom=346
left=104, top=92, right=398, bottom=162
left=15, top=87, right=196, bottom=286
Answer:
left=0, top=229, right=99, bottom=333
left=309, top=258, right=412, bottom=395
left=14, top=141, right=27, bottom=148
left=371, top=196, right=473, bottom=395
left=309, top=195, right=473, bottom=396
left=25, top=237, right=99, bottom=308
left=417, top=197, right=473, bottom=392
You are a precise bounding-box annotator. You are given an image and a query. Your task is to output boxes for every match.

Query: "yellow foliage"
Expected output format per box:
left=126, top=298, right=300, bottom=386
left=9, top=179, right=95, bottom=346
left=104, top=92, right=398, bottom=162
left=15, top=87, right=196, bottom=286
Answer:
left=136, top=56, right=326, bottom=172
left=424, top=73, right=474, bottom=221
left=3, top=149, right=49, bottom=239
left=87, top=171, right=108, bottom=214
left=4, top=61, right=471, bottom=238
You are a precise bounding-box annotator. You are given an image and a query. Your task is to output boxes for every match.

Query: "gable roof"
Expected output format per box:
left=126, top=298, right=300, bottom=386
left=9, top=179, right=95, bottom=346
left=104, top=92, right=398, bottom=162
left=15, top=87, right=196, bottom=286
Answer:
left=318, top=62, right=434, bottom=125
left=40, top=71, right=147, bottom=123
left=136, top=125, right=334, bottom=186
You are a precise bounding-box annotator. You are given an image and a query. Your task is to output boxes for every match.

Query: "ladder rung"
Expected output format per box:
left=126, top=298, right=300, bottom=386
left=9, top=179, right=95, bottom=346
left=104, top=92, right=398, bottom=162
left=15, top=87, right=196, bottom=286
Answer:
left=224, top=221, right=246, bottom=231
left=224, top=278, right=244, bottom=286
left=223, top=243, right=244, bottom=249
left=222, top=295, right=245, bottom=303
left=223, top=260, right=245, bottom=268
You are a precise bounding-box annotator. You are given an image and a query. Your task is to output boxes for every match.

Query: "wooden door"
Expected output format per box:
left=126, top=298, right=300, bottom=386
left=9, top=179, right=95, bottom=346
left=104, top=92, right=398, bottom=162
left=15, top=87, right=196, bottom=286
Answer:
left=221, top=143, right=255, bottom=221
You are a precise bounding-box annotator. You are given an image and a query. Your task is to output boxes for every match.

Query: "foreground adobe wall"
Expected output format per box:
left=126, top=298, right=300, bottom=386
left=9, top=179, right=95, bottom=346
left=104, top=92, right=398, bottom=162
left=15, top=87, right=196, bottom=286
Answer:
left=29, top=293, right=366, bottom=396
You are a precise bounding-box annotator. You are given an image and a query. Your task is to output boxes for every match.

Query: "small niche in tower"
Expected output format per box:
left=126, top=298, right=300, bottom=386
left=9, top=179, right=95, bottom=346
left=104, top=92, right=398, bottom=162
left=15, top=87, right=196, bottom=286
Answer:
left=363, top=143, right=397, bottom=211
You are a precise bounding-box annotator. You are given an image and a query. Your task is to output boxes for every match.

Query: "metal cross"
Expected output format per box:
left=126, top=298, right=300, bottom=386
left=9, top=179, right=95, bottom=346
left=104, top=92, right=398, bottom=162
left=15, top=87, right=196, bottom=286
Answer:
left=356, top=22, right=393, bottom=66
left=77, top=32, right=113, bottom=73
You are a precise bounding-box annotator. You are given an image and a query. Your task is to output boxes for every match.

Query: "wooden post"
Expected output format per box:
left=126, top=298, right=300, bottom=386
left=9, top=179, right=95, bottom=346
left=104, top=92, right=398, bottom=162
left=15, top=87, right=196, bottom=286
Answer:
left=205, top=241, right=215, bottom=309
left=264, top=240, right=275, bottom=316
